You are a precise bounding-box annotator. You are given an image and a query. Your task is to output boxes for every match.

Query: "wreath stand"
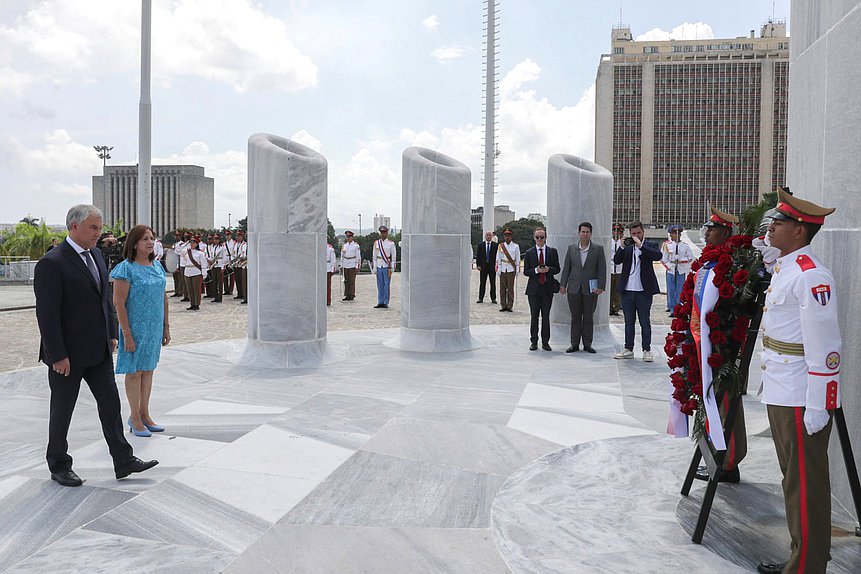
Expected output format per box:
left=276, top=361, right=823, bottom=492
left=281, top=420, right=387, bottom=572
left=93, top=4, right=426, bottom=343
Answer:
left=679, top=280, right=861, bottom=543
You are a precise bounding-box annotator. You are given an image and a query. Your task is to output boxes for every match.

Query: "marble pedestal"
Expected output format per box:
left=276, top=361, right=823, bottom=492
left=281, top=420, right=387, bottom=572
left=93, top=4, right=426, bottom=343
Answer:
left=390, top=147, right=482, bottom=352
left=545, top=154, right=614, bottom=345
left=241, top=133, right=330, bottom=368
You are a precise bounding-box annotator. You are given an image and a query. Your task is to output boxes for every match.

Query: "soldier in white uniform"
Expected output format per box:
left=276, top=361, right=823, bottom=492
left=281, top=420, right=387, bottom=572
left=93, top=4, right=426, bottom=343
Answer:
left=371, top=225, right=397, bottom=308
left=173, top=232, right=191, bottom=301
left=209, top=235, right=227, bottom=303
left=326, top=242, right=338, bottom=306
left=756, top=188, right=840, bottom=574
left=234, top=231, right=248, bottom=304
left=661, top=224, right=694, bottom=315
left=153, top=237, right=165, bottom=272
left=223, top=230, right=237, bottom=296
left=340, top=231, right=361, bottom=301
left=496, top=228, right=521, bottom=312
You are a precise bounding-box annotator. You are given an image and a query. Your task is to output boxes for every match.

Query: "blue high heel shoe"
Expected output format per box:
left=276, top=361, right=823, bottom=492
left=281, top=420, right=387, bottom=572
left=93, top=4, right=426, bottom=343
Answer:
left=143, top=421, right=165, bottom=432
left=128, top=417, right=152, bottom=437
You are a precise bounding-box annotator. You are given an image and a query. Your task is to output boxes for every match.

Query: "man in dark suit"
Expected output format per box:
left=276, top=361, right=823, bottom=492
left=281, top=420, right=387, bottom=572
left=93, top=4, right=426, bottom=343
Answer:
left=523, top=227, right=560, bottom=351
left=34, top=204, right=158, bottom=487
left=475, top=231, right=498, bottom=303
left=612, top=220, right=662, bottom=362
left=559, top=222, right=606, bottom=354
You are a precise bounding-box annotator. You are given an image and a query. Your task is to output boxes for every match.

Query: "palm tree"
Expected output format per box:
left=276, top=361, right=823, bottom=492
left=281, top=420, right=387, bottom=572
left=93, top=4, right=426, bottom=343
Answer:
left=19, top=215, right=39, bottom=227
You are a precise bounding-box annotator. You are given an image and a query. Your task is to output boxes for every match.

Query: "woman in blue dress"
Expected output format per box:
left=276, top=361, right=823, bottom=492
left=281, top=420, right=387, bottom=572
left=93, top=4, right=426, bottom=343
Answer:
left=111, top=225, right=170, bottom=437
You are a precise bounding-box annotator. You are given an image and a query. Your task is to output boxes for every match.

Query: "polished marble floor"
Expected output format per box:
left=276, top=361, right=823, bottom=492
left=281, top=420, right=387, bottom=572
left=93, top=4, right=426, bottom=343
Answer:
left=0, top=324, right=859, bottom=573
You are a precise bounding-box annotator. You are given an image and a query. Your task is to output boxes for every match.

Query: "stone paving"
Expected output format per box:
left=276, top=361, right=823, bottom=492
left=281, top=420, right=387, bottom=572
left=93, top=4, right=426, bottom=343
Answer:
left=0, top=270, right=672, bottom=373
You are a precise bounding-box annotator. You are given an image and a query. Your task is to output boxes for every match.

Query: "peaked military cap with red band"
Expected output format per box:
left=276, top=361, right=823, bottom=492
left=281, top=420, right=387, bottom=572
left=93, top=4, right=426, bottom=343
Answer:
left=771, top=187, right=836, bottom=224
left=703, top=206, right=739, bottom=228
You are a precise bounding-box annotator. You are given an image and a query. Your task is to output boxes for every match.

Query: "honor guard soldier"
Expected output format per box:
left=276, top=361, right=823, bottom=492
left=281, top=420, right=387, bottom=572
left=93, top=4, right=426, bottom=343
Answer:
left=340, top=231, right=361, bottom=301
left=326, top=242, right=338, bottom=306
left=203, top=235, right=216, bottom=299
left=223, top=229, right=237, bottom=296
left=755, top=188, right=840, bottom=574
left=371, top=225, right=396, bottom=308
left=234, top=230, right=248, bottom=304
left=170, top=231, right=185, bottom=298
left=496, top=228, right=520, bottom=312
left=174, top=232, right=192, bottom=301
left=210, top=235, right=227, bottom=303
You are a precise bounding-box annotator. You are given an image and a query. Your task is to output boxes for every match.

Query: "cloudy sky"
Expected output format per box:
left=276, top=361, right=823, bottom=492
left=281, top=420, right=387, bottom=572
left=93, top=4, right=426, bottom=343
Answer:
left=0, top=0, right=790, bottom=230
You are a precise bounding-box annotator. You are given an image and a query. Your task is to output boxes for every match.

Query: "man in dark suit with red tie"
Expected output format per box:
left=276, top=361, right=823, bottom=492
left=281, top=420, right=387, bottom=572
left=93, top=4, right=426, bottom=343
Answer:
left=475, top=231, right=498, bottom=303
left=34, top=204, right=158, bottom=487
left=523, top=227, right=560, bottom=351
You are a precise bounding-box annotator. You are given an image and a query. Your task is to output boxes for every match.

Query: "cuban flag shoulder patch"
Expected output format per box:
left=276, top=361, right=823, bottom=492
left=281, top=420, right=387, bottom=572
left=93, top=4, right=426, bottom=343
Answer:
left=811, top=283, right=831, bottom=306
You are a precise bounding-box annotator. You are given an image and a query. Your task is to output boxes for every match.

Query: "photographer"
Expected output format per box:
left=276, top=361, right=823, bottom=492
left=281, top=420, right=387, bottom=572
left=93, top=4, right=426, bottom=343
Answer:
left=612, top=221, right=662, bottom=362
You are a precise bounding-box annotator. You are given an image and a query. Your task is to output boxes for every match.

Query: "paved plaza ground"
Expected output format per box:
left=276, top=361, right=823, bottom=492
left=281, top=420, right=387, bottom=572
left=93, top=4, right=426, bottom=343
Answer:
left=1, top=271, right=859, bottom=573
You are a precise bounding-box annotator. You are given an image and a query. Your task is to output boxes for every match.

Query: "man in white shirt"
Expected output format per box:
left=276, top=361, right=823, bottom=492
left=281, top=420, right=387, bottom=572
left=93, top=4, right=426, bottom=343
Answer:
left=661, top=225, right=694, bottom=315
left=222, top=229, right=238, bottom=296
left=496, top=229, right=520, bottom=312
left=340, top=231, right=361, bottom=301
left=173, top=232, right=191, bottom=301
left=153, top=237, right=165, bottom=272
left=326, top=242, right=338, bottom=306
left=371, top=225, right=397, bottom=309
left=209, top=235, right=228, bottom=303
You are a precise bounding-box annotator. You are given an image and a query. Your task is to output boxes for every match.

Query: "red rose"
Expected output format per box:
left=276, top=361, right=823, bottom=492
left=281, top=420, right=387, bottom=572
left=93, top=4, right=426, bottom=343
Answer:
left=688, top=369, right=702, bottom=383
left=709, top=330, right=727, bottom=345
left=712, top=274, right=726, bottom=287
left=677, top=302, right=692, bottom=317
left=731, top=326, right=747, bottom=343
left=684, top=399, right=699, bottom=414
left=691, top=383, right=703, bottom=396
left=690, top=260, right=703, bottom=273
left=681, top=343, right=696, bottom=356
left=707, top=353, right=724, bottom=368
left=720, top=245, right=733, bottom=255
left=670, top=372, right=685, bottom=386
left=679, top=289, right=693, bottom=303
left=705, top=312, right=721, bottom=328
left=673, top=389, right=687, bottom=403
left=665, top=333, right=675, bottom=344
left=718, top=253, right=733, bottom=265
left=668, top=355, right=687, bottom=369
left=734, top=316, right=750, bottom=330
left=719, top=282, right=735, bottom=299
left=732, top=270, right=749, bottom=286
left=671, top=318, right=690, bottom=332
left=714, top=263, right=731, bottom=277
left=664, top=342, right=678, bottom=356
left=701, top=246, right=719, bottom=261
left=684, top=274, right=695, bottom=289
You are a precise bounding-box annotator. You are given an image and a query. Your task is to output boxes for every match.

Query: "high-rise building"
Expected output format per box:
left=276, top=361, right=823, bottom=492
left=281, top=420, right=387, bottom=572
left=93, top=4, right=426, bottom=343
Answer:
left=595, top=21, right=789, bottom=227
left=471, top=205, right=516, bottom=229
left=93, top=165, right=214, bottom=235
left=373, top=214, right=391, bottom=232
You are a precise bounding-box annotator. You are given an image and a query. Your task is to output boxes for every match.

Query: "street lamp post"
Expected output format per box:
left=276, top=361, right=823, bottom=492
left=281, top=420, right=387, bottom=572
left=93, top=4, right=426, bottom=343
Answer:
left=358, top=214, right=362, bottom=237
left=94, top=145, right=113, bottom=229
left=228, top=213, right=231, bottom=230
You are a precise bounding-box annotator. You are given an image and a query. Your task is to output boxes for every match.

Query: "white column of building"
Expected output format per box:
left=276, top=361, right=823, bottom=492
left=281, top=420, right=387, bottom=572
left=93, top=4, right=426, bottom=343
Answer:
left=639, top=62, right=655, bottom=224
left=137, top=0, right=152, bottom=227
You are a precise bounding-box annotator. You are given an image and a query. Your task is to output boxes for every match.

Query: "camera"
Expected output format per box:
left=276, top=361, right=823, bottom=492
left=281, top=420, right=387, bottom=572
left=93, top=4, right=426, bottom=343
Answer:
left=624, top=237, right=635, bottom=248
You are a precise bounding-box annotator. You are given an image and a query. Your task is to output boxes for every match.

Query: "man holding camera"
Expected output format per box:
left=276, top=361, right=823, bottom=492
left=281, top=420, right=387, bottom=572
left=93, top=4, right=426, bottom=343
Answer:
left=613, top=221, right=661, bottom=361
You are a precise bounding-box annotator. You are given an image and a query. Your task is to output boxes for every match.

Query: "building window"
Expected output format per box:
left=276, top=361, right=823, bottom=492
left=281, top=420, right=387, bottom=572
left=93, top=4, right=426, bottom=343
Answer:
left=614, top=47, right=625, bottom=55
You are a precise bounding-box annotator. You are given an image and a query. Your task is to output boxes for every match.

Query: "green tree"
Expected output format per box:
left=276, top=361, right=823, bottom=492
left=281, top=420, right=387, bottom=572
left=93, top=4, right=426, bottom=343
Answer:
left=20, top=215, right=39, bottom=227
left=495, top=218, right=543, bottom=255
left=106, top=218, right=125, bottom=236
left=327, top=219, right=340, bottom=251
left=0, top=221, right=65, bottom=259
left=237, top=217, right=248, bottom=233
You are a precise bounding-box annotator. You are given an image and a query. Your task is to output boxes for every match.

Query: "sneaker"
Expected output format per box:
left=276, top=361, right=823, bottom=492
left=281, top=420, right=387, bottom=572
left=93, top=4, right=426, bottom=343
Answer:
left=614, top=349, right=634, bottom=360
left=643, top=350, right=654, bottom=362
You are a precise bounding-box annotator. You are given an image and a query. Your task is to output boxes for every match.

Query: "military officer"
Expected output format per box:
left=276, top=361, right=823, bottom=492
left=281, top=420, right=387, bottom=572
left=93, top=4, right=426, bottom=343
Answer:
left=223, top=229, right=237, bottom=296
left=496, top=228, right=520, bottom=312
left=371, top=225, right=397, bottom=308
left=173, top=232, right=191, bottom=301
left=756, top=188, right=840, bottom=574
left=209, top=235, right=227, bottom=303
left=326, top=242, right=338, bottom=306
left=340, top=231, right=361, bottom=301
left=234, top=230, right=248, bottom=304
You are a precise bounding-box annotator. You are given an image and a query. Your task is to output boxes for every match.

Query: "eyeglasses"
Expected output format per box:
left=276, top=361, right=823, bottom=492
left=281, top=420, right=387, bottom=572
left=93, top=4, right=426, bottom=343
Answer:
left=534, top=235, right=545, bottom=240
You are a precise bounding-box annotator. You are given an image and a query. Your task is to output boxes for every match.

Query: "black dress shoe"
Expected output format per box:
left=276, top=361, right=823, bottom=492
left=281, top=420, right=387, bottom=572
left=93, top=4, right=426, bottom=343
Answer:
left=374, top=304, right=384, bottom=308
left=583, top=346, right=597, bottom=354
left=499, top=308, right=507, bottom=312
left=529, top=342, right=538, bottom=351
left=491, top=300, right=497, bottom=304
left=180, top=298, right=190, bottom=302
left=115, top=457, right=159, bottom=479
left=566, top=346, right=579, bottom=353
left=694, top=465, right=740, bottom=483
left=51, top=469, right=83, bottom=487
left=476, top=300, right=483, bottom=304
left=757, top=561, right=786, bottom=574
left=542, top=343, right=552, bottom=351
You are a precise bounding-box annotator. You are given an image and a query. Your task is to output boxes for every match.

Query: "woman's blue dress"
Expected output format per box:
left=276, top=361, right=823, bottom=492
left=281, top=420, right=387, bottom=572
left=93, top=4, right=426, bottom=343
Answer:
left=111, top=260, right=166, bottom=374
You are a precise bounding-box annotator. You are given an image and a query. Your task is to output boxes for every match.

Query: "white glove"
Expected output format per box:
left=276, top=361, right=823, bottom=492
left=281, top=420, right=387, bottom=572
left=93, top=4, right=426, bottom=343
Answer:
left=803, top=408, right=830, bottom=435
left=752, top=236, right=780, bottom=272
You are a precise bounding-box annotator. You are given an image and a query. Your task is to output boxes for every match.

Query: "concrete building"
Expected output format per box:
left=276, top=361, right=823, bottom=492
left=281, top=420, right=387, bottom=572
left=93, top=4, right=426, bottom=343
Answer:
left=471, top=205, right=516, bottom=229
left=595, top=22, right=789, bottom=228
left=92, top=165, right=214, bottom=235
left=526, top=212, right=547, bottom=225
left=373, top=214, right=391, bottom=232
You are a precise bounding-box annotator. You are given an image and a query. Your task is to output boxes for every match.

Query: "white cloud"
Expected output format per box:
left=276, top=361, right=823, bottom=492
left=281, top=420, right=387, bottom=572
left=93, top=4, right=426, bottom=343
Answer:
left=10, top=129, right=101, bottom=178
left=0, top=0, right=318, bottom=94
left=636, top=22, right=715, bottom=42
left=0, top=67, right=33, bottom=95
left=499, top=58, right=541, bottom=98
left=290, top=130, right=322, bottom=153
left=422, top=15, right=439, bottom=32
left=329, top=148, right=401, bottom=231
left=431, top=46, right=467, bottom=63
